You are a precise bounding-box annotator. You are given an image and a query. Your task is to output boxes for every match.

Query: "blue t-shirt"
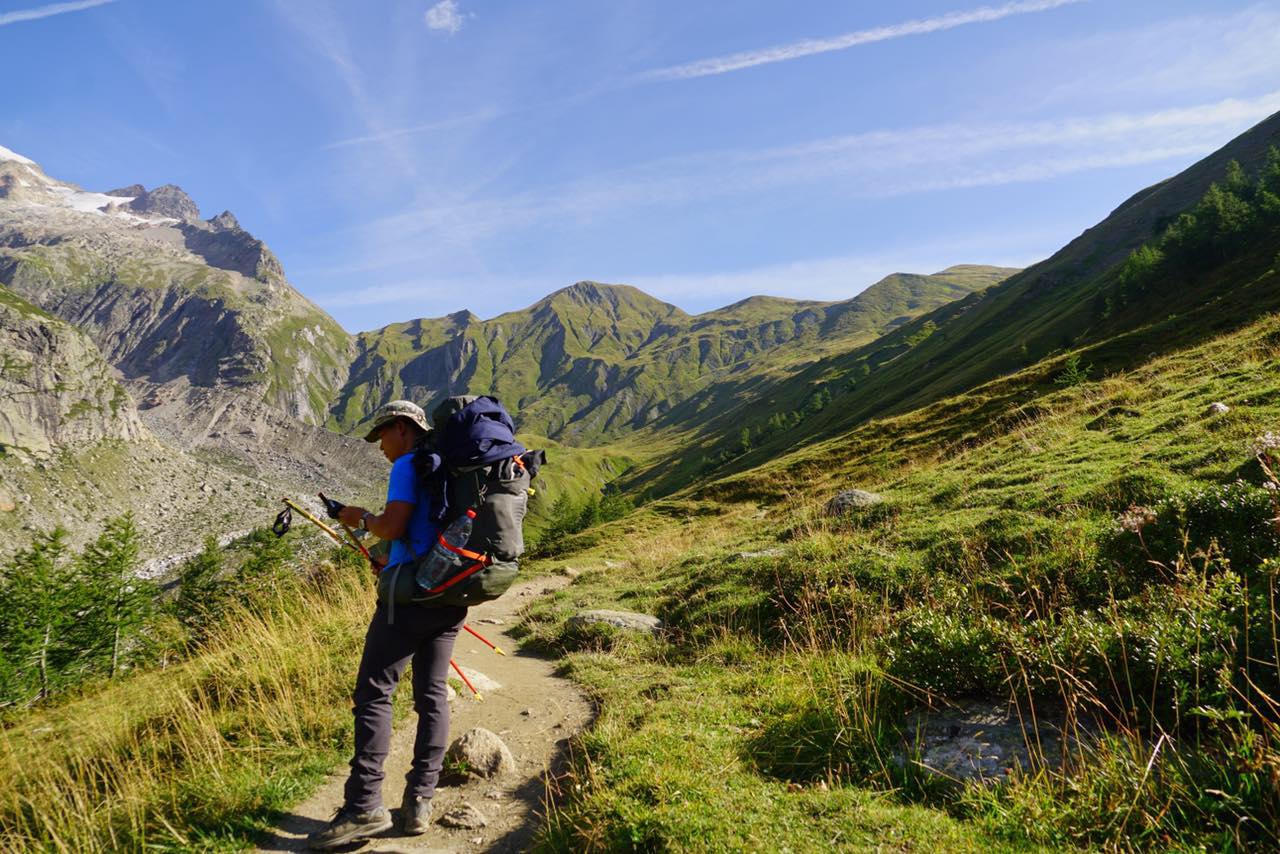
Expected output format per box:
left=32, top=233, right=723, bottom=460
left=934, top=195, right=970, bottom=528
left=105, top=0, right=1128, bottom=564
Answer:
left=385, top=452, right=439, bottom=568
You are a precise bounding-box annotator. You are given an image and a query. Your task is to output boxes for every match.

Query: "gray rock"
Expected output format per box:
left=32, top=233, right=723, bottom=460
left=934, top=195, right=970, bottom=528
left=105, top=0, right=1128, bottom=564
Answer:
left=438, top=803, right=488, bottom=829
left=105, top=183, right=145, bottom=197
left=1206, top=401, right=1230, bottom=415
left=456, top=665, right=501, bottom=694
left=824, top=489, right=885, bottom=516
left=737, top=548, right=784, bottom=559
left=446, top=727, right=517, bottom=779
left=566, top=609, right=663, bottom=636
left=897, top=701, right=1081, bottom=785
left=128, top=183, right=200, bottom=220
left=208, top=210, right=240, bottom=231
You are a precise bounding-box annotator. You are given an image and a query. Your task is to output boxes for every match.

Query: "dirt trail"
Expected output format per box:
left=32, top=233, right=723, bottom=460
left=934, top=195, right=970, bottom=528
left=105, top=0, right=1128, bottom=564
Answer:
left=255, top=575, right=590, bottom=853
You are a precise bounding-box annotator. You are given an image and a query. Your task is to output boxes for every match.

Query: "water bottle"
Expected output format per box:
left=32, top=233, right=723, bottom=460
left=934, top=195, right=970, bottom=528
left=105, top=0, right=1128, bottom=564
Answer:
left=414, top=509, right=477, bottom=591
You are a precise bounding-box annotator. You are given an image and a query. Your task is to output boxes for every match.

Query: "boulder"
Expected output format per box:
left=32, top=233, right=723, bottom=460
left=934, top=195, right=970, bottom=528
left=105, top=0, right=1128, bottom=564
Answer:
left=824, top=489, right=884, bottom=516
left=438, top=803, right=488, bottom=829
left=456, top=665, right=501, bottom=694
left=566, top=609, right=663, bottom=637
left=1206, top=401, right=1230, bottom=415
left=445, top=727, right=516, bottom=779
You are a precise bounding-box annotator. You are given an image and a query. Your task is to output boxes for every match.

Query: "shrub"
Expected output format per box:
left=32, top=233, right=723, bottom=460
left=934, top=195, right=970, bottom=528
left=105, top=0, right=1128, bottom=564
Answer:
left=882, top=609, right=1007, bottom=696
left=1054, top=354, right=1092, bottom=388
left=1105, top=479, right=1280, bottom=578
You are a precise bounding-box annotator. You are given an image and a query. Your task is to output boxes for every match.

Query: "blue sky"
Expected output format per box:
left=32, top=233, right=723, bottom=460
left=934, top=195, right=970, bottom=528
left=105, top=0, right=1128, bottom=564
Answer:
left=3, top=0, right=1279, bottom=332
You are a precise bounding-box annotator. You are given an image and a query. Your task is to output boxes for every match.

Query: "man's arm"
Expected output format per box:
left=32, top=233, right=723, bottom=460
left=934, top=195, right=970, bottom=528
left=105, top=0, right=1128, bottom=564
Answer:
left=338, top=501, right=414, bottom=541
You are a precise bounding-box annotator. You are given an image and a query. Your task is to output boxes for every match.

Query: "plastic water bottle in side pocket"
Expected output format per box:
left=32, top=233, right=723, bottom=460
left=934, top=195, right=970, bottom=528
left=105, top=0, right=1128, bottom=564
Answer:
left=414, top=509, right=477, bottom=592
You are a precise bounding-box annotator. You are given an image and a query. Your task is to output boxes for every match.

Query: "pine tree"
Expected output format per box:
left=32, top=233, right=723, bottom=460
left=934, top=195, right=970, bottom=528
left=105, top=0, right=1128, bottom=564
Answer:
left=600, top=492, right=634, bottom=522
left=79, top=513, right=155, bottom=679
left=174, top=536, right=226, bottom=643
left=576, top=494, right=602, bottom=530
left=0, top=528, right=74, bottom=704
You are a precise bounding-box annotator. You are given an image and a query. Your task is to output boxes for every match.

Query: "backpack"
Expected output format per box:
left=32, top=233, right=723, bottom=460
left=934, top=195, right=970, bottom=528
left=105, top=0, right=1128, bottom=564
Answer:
left=377, top=395, right=545, bottom=608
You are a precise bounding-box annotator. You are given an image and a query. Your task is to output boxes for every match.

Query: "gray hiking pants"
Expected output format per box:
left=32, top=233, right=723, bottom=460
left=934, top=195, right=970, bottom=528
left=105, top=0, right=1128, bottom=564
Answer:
left=343, top=598, right=468, bottom=811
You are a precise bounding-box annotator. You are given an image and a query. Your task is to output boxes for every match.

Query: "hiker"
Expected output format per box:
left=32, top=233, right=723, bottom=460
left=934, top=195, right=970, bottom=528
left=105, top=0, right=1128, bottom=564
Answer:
left=306, top=400, right=464, bottom=850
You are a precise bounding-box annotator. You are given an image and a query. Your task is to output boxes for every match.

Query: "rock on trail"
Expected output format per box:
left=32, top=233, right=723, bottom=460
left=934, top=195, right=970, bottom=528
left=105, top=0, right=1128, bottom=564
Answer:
left=253, top=575, right=593, bottom=853
left=446, top=728, right=517, bottom=780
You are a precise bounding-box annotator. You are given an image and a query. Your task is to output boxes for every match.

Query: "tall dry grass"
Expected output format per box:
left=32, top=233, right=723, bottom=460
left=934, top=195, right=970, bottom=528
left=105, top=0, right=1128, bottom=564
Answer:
left=0, top=563, right=374, bottom=852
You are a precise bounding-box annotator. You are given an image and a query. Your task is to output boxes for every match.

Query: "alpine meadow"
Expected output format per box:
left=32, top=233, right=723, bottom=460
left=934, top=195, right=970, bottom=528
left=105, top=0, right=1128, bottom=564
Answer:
left=2, top=2, right=1280, bottom=852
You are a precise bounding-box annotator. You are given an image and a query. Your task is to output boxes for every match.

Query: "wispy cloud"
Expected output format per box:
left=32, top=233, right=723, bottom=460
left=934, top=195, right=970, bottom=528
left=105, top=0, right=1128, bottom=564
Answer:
left=424, top=0, right=465, bottom=34
left=0, top=0, right=115, bottom=27
left=351, top=90, right=1280, bottom=258
left=635, top=0, right=1085, bottom=82
left=313, top=228, right=1053, bottom=317
left=627, top=244, right=1044, bottom=308
left=320, top=108, right=500, bottom=151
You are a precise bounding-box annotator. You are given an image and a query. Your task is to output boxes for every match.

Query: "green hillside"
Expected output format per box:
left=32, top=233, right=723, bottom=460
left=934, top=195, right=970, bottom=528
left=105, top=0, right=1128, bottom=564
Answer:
left=626, top=113, right=1280, bottom=497
left=332, top=267, right=1014, bottom=443
left=0, top=234, right=353, bottom=427
left=522, top=298, right=1280, bottom=850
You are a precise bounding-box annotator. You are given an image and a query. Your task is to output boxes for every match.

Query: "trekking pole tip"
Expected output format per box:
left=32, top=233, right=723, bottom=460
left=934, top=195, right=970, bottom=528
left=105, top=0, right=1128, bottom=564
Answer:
left=494, top=646, right=506, bottom=656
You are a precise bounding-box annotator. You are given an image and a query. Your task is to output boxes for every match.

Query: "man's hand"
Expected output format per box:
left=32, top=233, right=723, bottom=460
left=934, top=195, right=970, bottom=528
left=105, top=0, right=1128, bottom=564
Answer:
left=336, top=502, right=412, bottom=541
left=338, top=505, right=368, bottom=529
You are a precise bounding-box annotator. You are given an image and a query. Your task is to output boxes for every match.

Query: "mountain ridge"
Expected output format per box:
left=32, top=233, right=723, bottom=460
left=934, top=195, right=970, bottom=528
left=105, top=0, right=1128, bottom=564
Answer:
left=334, top=267, right=1014, bottom=441
left=624, top=109, right=1280, bottom=496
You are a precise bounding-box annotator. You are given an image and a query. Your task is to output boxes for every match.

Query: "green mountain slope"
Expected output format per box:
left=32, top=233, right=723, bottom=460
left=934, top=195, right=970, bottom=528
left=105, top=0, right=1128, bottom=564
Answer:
left=627, top=111, right=1280, bottom=496
left=333, top=267, right=1014, bottom=442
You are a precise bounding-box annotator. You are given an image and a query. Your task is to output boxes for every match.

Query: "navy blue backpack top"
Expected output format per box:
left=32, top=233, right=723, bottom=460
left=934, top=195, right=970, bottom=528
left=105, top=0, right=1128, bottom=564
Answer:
left=388, top=395, right=545, bottom=608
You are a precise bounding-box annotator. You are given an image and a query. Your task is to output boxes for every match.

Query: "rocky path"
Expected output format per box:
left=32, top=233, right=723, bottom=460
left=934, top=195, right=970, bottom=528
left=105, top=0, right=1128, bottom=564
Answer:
left=255, top=575, right=591, bottom=853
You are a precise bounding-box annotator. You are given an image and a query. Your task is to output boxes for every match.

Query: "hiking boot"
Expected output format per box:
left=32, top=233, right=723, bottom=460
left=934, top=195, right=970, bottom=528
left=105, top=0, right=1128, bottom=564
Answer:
left=305, top=805, right=392, bottom=850
left=401, top=792, right=433, bottom=835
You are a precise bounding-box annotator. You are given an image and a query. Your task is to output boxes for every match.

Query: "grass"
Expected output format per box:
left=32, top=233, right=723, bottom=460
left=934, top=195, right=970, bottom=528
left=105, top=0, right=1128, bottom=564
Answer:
left=3, top=311, right=1278, bottom=851
left=513, top=308, right=1280, bottom=851
left=0, top=557, right=380, bottom=851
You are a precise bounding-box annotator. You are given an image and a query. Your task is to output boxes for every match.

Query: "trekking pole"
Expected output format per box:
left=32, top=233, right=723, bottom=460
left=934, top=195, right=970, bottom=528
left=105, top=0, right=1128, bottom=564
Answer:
left=450, top=659, right=483, bottom=701
left=277, top=497, right=354, bottom=552
left=462, top=624, right=506, bottom=656
left=317, top=493, right=377, bottom=565
left=277, top=498, right=381, bottom=571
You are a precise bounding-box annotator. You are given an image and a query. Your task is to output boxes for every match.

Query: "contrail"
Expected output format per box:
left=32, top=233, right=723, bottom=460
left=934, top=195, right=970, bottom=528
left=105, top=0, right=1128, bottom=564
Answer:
left=636, top=0, right=1086, bottom=82
left=0, top=0, right=117, bottom=28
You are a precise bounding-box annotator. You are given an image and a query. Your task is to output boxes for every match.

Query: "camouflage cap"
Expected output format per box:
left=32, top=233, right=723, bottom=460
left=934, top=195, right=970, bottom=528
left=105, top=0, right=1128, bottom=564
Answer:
left=362, top=399, right=431, bottom=442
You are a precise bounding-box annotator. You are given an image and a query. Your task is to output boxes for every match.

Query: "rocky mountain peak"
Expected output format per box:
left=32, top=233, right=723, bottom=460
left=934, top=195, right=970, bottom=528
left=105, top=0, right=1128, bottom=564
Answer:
left=561, top=281, right=616, bottom=303
left=128, top=184, right=200, bottom=221
left=106, top=184, right=145, bottom=198
left=209, top=210, right=241, bottom=231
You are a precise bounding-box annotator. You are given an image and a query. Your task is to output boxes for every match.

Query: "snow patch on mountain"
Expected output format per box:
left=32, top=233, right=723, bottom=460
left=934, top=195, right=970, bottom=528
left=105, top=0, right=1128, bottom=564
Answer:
left=0, top=144, right=36, bottom=166
left=48, top=184, right=135, bottom=214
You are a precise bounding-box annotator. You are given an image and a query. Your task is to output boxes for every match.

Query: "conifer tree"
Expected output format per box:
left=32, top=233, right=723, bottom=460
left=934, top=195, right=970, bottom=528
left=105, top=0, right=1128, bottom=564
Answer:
left=174, top=535, right=225, bottom=643
left=78, top=513, right=155, bottom=679
left=0, top=528, right=74, bottom=704
left=576, top=494, right=602, bottom=530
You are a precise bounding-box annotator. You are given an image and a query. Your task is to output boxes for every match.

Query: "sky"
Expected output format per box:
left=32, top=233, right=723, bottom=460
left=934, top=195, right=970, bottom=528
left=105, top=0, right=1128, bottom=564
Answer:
left=2, top=0, right=1279, bottom=332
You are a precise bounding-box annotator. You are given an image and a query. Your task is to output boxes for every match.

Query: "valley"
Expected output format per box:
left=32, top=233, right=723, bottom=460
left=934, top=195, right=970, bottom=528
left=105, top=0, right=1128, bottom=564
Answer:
left=2, top=106, right=1280, bottom=851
